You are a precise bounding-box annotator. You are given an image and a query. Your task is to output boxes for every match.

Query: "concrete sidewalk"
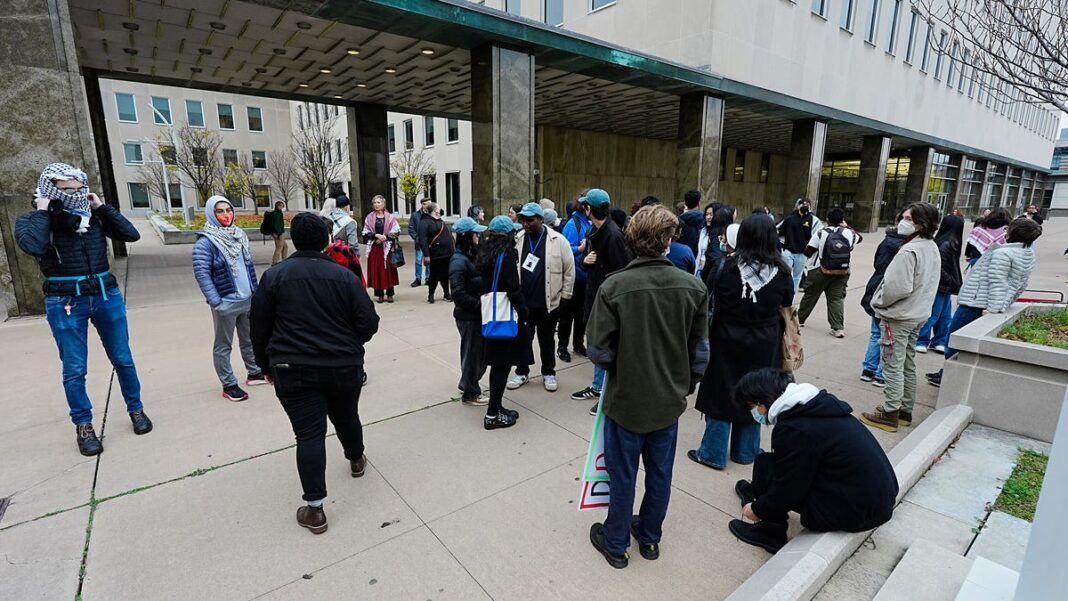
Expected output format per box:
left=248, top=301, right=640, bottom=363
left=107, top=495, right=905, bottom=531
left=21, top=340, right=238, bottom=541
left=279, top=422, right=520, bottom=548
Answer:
left=5, top=215, right=1056, bottom=601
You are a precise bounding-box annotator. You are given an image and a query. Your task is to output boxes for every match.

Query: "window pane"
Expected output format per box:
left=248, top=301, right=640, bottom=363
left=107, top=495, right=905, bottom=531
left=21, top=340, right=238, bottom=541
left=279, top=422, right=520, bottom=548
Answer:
left=759, top=152, right=770, bottom=183
left=811, top=0, right=826, bottom=17
left=151, top=96, right=171, bottom=125
left=116, top=93, right=137, bottom=122
left=123, top=143, right=143, bottom=164
left=865, top=0, right=881, bottom=43
left=840, top=0, right=856, bottom=30
left=545, top=0, right=563, bottom=25
left=336, top=139, right=343, bottom=163
left=920, top=20, right=932, bottom=71
left=252, top=151, right=267, bottom=169
left=223, top=149, right=238, bottom=166
left=934, top=30, right=948, bottom=80
left=388, top=124, right=396, bottom=153
left=247, top=106, right=263, bottom=132
left=592, top=0, right=614, bottom=9
left=424, top=116, right=435, bottom=146
left=160, top=145, right=176, bottom=165
left=505, top=0, right=519, bottom=14
left=168, top=183, right=183, bottom=208
left=733, top=150, right=745, bottom=182
left=128, top=183, right=150, bottom=209
left=254, top=185, right=271, bottom=207
left=403, top=119, right=414, bottom=150
left=904, top=10, right=919, bottom=63
left=447, top=119, right=459, bottom=142
left=445, top=172, right=461, bottom=216
left=218, top=104, right=234, bottom=129
left=192, top=148, right=208, bottom=167
left=887, top=0, right=903, bottom=54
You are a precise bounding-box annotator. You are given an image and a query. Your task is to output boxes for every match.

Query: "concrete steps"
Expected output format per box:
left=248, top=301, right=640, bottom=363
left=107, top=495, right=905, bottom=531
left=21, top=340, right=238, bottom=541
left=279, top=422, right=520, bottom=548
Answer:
left=872, top=539, right=972, bottom=601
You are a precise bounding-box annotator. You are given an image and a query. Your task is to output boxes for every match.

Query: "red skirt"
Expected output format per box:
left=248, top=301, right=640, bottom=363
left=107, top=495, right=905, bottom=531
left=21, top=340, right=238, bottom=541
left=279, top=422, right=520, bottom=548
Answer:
left=367, top=243, right=400, bottom=290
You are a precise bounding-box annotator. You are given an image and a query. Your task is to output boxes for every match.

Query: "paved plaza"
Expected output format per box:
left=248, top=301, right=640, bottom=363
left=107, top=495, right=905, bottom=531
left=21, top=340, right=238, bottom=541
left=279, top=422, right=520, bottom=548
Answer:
left=1, top=217, right=1064, bottom=601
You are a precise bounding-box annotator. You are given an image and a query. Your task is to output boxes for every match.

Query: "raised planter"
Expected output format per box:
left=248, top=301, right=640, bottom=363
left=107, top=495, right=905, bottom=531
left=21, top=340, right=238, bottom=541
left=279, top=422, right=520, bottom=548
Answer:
left=147, top=212, right=291, bottom=245
left=937, top=303, right=1068, bottom=443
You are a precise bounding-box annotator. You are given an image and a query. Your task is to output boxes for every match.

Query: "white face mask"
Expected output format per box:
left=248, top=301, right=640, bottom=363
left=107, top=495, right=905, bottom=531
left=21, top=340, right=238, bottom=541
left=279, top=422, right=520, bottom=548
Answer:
left=897, top=220, right=916, bottom=237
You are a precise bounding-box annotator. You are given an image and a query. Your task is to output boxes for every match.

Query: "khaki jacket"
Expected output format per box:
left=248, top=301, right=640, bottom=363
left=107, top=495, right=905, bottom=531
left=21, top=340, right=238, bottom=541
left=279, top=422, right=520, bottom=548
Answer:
left=515, top=227, right=575, bottom=312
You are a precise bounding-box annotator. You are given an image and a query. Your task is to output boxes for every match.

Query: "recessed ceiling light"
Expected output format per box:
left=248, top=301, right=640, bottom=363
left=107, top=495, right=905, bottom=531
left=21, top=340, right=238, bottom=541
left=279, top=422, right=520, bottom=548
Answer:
left=421, top=48, right=434, bottom=55
left=346, top=48, right=360, bottom=55
left=123, top=47, right=138, bottom=55
left=356, top=83, right=367, bottom=88
left=296, top=21, right=312, bottom=30
left=333, top=95, right=343, bottom=99
left=319, top=67, right=332, bottom=74
left=209, top=22, right=226, bottom=30
left=298, top=83, right=310, bottom=88
left=384, top=67, right=397, bottom=73
left=198, top=48, right=213, bottom=55
left=272, top=48, right=287, bottom=55
left=121, top=22, right=139, bottom=31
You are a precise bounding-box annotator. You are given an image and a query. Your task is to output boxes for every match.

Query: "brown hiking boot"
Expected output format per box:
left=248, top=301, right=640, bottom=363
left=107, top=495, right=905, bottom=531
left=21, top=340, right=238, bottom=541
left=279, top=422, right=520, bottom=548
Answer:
left=899, top=410, right=913, bottom=427
left=296, top=505, right=327, bottom=534
left=860, top=407, right=899, bottom=432
left=351, top=454, right=367, bottom=478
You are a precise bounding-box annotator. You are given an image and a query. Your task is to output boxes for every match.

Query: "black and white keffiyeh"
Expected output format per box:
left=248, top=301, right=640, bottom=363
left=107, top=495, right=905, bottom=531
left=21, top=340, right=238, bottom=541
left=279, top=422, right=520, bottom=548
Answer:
left=38, top=163, right=91, bottom=233
left=738, top=261, right=779, bottom=303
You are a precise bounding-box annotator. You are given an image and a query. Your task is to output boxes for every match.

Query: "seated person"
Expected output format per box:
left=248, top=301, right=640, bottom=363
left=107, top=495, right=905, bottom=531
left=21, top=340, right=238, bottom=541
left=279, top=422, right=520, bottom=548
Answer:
left=727, top=368, right=899, bottom=553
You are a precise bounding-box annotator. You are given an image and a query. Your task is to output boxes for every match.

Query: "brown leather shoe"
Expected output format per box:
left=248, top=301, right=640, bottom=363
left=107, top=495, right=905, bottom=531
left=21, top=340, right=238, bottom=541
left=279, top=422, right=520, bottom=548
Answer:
left=860, top=406, right=900, bottom=432
left=899, top=410, right=913, bottom=427
left=351, top=454, right=367, bottom=478
left=296, top=505, right=327, bottom=534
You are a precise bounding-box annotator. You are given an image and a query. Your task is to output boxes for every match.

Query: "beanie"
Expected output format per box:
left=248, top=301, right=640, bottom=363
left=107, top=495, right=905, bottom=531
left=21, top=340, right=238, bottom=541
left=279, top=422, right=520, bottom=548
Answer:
left=290, top=212, right=330, bottom=251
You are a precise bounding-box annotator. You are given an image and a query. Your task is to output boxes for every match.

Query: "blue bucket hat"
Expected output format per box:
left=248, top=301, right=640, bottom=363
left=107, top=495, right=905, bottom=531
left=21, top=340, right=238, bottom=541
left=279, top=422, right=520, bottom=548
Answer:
left=518, top=202, right=544, bottom=218
left=488, top=215, right=518, bottom=234
left=583, top=188, right=610, bottom=208
left=453, top=216, right=487, bottom=234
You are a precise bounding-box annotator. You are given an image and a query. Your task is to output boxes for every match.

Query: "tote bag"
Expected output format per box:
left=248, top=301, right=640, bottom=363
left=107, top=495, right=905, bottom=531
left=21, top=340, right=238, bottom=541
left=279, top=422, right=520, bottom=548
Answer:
left=481, top=252, right=519, bottom=339
left=391, top=243, right=406, bottom=268
left=781, top=305, right=805, bottom=372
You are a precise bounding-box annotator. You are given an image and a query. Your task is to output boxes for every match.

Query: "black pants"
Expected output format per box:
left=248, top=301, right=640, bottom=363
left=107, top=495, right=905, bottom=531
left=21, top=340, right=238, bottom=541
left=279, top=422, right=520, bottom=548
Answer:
left=274, top=364, right=364, bottom=502
left=456, top=319, right=486, bottom=397
left=373, top=287, right=395, bottom=298
left=487, top=365, right=510, bottom=416
left=427, top=257, right=451, bottom=300
left=516, top=307, right=557, bottom=377
left=750, top=451, right=837, bottom=530
left=557, top=283, right=586, bottom=351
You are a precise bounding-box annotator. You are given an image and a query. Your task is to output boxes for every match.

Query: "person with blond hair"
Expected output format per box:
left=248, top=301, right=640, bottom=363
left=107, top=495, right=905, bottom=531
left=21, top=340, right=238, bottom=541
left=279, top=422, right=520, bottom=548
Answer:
left=362, top=194, right=401, bottom=303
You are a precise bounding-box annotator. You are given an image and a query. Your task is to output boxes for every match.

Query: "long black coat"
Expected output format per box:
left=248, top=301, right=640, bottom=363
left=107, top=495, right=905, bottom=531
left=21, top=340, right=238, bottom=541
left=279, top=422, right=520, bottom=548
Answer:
left=479, top=248, right=533, bottom=367
left=695, top=257, right=794, bottom=422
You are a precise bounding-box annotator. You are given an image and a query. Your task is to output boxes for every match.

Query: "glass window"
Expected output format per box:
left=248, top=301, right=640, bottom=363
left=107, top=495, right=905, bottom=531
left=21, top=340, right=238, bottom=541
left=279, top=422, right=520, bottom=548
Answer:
left=978, top=72, right=988, bottom=104
left=759, top=152, right=770, bottom=183
left=389, top=177, right=398, bottom=213
left=297, top=106, right=304, bottom=130
left=185, top=100, right=205, bottom=127
left=864, top=0, right=881, bottom=43
left=733, top=150, right=745, bottom=182
left=840, top=0, right=856, bottom=31
left=336, top=139, right=344, bottom=163
left=934, top=30, right=948, bottom=80
left=167, top=183, right=183, bottom=209
left=325, top=141, right=332, bottom=164
left=424, top=174, right=438, bottom=207
left=403, top=119, right=414, bottom=150
left=247, top=107, right=263, bottom=132
left=222, top=148, right=238, bottom=166
left=920, top=20, right=933, bottom=72
left=123, top=143, right=143, bottom=165
left=445, top=172, right=461, bottom=216
left=904, top=9, right=920, bottom=63
left=151, top=96, right=171, bottom=125
left=447, top=119, right=459, bottom=142
left=192, top=148, right=208, bottom=167
left=251, top=150, right=267, bottom=170
left=160, top=145, right=176, bottom=166
left=424, top=116, right=435, bottom=146
left=217, top=104, right=235, bottom=129
left=591, top=0, right=614, bottom=9
left=965, top=51, right=976, bottom=96
left=128, top=183, right=150, bottom=209
left=812, top=0, right=827, bottom=17
left=947, top=40, right=960, bottom=88
left=115, top=93, right=137, bottom=122
left=886, top=0, right=903, bottom=55
left=505, top=0, right=520, bottom=14
left=387, top=124, right=396, bottom=153
left=254, top=185, right=271, bottom=208
left=961, top=50, right=972, bottom=94
left=545, top=0, right=563, bottom=25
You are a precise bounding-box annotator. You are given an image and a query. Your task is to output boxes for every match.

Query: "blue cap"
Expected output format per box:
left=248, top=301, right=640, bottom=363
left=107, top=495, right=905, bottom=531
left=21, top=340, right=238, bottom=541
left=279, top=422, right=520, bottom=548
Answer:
left=583, top=188, right=610, bottom=208
left=518, top=202, right=544, bottom=218
left=488, top=215, right=517, bottom=234
left=453, top=216, right=487, bottom=234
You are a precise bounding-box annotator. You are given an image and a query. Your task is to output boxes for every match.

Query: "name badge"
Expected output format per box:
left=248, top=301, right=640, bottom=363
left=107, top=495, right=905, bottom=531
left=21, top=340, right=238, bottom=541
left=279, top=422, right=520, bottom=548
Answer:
left=522, top=253, right=541, bottom=272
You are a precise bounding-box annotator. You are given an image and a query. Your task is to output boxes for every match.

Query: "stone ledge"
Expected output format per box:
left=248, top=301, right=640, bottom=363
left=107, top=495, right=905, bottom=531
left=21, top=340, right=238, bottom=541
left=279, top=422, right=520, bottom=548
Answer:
left=724, top=405, right=974, bottom=601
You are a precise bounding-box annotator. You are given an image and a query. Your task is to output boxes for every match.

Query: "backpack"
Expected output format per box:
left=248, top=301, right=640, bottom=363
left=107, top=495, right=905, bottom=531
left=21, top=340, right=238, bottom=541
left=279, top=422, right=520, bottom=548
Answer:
left=819, top=227, right=853, bottom=271
left=259, top=211, right=273, bottom=236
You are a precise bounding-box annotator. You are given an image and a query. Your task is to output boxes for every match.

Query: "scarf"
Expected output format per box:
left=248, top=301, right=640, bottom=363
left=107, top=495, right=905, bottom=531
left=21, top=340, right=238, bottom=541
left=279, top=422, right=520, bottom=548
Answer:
left=201, top=196, right=249, bottom=275
left=738, top=261, right=779, bottom=303
left=363, top=211, right=401, bottom=266
left=38, top=162, right=91, bottom=233
left=967, top=224, right=1007, bottom=255
left=319, top=199, right=355, bottom=237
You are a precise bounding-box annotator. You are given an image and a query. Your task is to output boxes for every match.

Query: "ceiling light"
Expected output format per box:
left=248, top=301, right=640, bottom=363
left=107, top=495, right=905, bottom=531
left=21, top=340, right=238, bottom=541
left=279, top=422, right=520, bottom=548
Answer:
left=421, top=48, right=435, bottom=55
left=272, top=48, right=287, bottom=55
left=190, top=66, right=203, bottom=73
left=209, top=22, right=226, bottom=30
left=356, top=83, right=367, bottom=88
left=254, top=67, right=268, bottom=73
left=198, top=48, right=213, bottom=55
left=296, top=21, right=312, bottom=30
left=298, top=83, right=309, bottom=88
left=319, top=67, right=332, bottom=74
left=121, top=22, right=140, bottom=31
left=346, top=48, right=360, bottom=55
left=123, top=48, right=138, bottom=55
left=384, top=67, right=397, bottom=74
left=333, top=95, right=343, bottom=99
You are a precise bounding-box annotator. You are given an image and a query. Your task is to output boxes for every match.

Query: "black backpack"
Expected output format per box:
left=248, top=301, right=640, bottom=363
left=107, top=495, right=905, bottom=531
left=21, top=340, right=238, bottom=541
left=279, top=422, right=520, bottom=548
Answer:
left=820, top=227, right=853, bottom=271
left=259, top=211, right=273, bottom=236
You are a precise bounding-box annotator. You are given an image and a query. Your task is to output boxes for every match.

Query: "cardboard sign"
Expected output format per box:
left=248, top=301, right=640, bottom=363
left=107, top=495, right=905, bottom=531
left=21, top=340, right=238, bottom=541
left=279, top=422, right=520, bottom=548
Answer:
left=579, top=388, right=610, bottom=510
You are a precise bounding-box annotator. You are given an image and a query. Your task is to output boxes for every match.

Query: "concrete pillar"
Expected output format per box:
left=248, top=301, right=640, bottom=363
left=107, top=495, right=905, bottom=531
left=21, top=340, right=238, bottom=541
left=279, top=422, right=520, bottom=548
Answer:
left=997, top=166, right=1013, bottom=208
left=1015, top=389, right=1068, bottom=599
left=1012, top=169, right=1028, bottom=212
left=0, top=0, right=100, bottom=316
left=471, top=44, right=535, bottom=217
left=853, top=135, right=892, bottom=232
left=905, top=146, right=935, bottom=203
left=785, top=120, right=827, bottom=207
left=974, top=159, right=990, bottom=214
left=675, top=93, right=724, bottom=201
left=345, top=102, right=390, bottom=219
left=948, top=154, right=967, bottom=213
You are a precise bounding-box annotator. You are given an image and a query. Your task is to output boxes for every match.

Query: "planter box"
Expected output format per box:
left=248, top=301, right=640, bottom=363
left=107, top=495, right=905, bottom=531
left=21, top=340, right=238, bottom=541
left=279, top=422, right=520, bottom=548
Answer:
left=937, top=303, right=1068, bottom=443
left=147, top=213, right=291, bottom=245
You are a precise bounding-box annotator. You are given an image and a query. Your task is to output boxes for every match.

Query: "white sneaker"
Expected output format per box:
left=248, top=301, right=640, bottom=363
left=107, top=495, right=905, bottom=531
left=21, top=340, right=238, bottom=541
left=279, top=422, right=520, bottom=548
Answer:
left=915, top=345, right=928, bottom=353
left=506, top=375, right=529, bottom=390
left=544, top=375, right=558, bottom=392
left=932, top=345, right=946, bottom=353
left=830, top=329, right=845, bottom=339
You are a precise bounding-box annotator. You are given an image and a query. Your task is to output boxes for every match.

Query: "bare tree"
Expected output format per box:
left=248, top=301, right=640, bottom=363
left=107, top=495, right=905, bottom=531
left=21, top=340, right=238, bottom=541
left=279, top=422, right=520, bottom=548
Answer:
left=292, top=108, right=345, bottom=210
left=135, top=148, right=178, bottom=212
left=170, top=126, right=224, bottom=207
left=917, top=0, right=1068, bottom=112
left=267, top=147, right=303, bottom=208
left=221, top=157, right=267, bottom=214
left=390, top=148, right=436, bottom=213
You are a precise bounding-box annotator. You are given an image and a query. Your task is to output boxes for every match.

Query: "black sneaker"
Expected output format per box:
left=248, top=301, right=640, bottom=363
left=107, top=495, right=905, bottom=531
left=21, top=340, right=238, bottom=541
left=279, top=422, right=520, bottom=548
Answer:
left=484, top=412, right=517, bottom=430
left=222, top=385, right=249, bottom=402
left=728, top=519, right=787, bottom=554
left=76, top=423, right=103, bottom=456
left=925, top=371, right=941, bottom=380
left=129, top=410, right=153, bottom=435
left=570, top=386, right=601, bottom=401
left=427, top=296, right=435, bottom=304
left=859, top=370, right=875, bottom=382
left=245, top=373, right=269, bottom=386
left=557, top=348, right=572, bottom=363
left=443, top=295, right=453, bottom=303
left=588, top=403, right=599, bottom=416
left=872, top=377, right=886, bottom=388
left=735, top=479, right=756, bottom=506
left=589, top=523, right=628, bottom=568
left=927, top=373, right=942, bottom=388
left=630, top=516, right=659, bottom=560
left=501, top=407, right=519, bottom=421
left=410, top=279, right=421, bottom=287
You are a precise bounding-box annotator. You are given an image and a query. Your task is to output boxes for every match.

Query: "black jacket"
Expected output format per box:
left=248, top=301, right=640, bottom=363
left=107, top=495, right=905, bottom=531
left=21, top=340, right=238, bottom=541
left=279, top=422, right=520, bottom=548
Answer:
left=15, top=204, right=140, bottom=296
left=449, top=248, right=483, bottom=322
left=583, top=219, right=632, bottom=320
left=678, top=209, right=705, bottom=257
left=417, top=216, right=455, bottom=260
left=250, top=251, right=379, bottom=369
left=861, top=227, right=908, bottom=317
left=937, top=238, right=963, bottom=295
left=778, top=211, right=814, bottom=254
left=752, top=391, right=899, bottom=533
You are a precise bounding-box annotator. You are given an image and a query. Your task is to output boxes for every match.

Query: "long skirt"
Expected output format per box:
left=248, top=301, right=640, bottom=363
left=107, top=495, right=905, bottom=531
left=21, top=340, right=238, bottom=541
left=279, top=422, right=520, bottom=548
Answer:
left=366, top=243, right=399, bottom=290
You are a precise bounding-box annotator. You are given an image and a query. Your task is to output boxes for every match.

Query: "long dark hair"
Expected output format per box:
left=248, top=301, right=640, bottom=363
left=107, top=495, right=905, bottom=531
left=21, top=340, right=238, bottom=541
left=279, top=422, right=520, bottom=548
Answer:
left=707, top=207, right=733, bottom=239
left=475, top=231, right=515, bottom=271
left=456, top=231, right=478, bottom=256
left=934, top=215, right=964, bottom=246
left=982, top=207, right=1012, bottom=229
left=733, top=214, right=789, bottom=273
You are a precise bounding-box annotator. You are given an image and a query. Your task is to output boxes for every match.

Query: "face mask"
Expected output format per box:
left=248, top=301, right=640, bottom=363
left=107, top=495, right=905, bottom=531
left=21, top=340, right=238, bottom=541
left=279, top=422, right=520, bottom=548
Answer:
left=897, top=220, right=916, bottom=236
left=217, top=212, right=234, bottom=227
left=799, top=207, right=809, bottom=215
left=751, top=407, right=768, bottom=425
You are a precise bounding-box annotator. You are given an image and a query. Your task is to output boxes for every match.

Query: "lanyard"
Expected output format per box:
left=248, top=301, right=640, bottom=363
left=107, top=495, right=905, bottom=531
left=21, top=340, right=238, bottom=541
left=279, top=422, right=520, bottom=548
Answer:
left=526, top=230, right=546, bottom=256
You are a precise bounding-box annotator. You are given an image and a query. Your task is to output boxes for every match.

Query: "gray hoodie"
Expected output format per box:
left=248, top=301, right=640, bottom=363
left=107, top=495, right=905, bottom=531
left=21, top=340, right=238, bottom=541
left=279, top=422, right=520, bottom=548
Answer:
left=871, top=237, right=940, bottom=323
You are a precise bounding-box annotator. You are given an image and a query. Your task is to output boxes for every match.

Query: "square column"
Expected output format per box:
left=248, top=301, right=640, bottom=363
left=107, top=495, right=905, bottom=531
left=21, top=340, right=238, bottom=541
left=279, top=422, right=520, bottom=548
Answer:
left=471, top=44, right=535, bottom=217
left=905, top=146, right=934, bottom=203
left=346, top=102, right=390, bottom=219
left=949, top=154, right=967, bottom=212
left=853, top=135, right=891, bottom=232
left=674, top=93, right=724, bottom=201
left=784, top=119, right=828, bottom=206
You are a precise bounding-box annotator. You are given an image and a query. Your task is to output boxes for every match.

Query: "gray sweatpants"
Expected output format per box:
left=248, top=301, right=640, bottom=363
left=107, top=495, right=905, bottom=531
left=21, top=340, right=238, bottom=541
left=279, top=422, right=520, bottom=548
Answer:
left=211, top=298, right=260, bottom=388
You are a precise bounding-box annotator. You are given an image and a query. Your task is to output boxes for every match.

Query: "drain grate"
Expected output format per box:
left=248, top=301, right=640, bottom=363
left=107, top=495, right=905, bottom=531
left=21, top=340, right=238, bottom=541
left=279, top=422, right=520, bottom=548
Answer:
left=0, top=497, right=9, bottom=526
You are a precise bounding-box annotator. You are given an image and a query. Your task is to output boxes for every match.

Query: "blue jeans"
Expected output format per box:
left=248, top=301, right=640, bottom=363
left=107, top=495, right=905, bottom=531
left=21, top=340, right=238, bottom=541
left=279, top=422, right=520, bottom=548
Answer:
left=944, top=304, right=985, bottom=362
left=592, top=365, right=605, bottom=391
left=602, top=417, right=678, bottom=556
left=696, top=416, right=761, bottom=468
left=862, top=317, right=884, bottom=379
left=45, top=287, right=143, bottom=425
left=917, top=292, right=954, bottom=349
left=414, top=247, right=424, bottom=281
left=783, top=250, right=807, bottom=294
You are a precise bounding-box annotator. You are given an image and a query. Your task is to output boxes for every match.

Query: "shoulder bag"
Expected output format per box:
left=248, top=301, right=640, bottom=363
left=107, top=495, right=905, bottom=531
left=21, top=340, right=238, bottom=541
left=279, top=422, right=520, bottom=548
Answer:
left=781, top=304, right=805, bottom=372
left=481, top=252, right=519, bottom=339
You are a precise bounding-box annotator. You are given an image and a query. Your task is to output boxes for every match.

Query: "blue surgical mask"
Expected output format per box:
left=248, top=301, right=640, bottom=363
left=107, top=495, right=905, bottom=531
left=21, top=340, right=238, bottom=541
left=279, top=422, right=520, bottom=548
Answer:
left=751, top=407, right=768, bottom=425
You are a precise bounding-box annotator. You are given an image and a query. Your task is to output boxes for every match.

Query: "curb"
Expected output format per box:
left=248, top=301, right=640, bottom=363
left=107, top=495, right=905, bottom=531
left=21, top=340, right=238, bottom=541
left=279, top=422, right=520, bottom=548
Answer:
left=725, top=404, right=974, bottom=601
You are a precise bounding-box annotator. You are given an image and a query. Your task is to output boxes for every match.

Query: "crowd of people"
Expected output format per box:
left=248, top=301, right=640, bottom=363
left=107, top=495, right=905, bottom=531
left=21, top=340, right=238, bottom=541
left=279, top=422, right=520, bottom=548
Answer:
left=15, top=161, right=1046, bottom=558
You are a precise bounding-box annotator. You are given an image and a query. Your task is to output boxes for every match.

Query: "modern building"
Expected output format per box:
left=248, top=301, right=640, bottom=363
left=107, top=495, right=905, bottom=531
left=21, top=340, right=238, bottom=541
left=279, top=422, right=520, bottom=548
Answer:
left=1046, top=129, right=1068, bottom=217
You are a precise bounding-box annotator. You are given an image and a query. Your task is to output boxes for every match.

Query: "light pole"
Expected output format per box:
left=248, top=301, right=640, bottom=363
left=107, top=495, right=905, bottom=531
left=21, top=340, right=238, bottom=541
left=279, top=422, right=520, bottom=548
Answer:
left=146, top=104, right=190, bottom=226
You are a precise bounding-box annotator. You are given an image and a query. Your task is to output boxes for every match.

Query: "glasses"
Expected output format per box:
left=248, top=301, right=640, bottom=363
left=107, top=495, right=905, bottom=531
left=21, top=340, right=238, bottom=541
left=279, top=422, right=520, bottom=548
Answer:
left=56, top=185, right=87, bottom=193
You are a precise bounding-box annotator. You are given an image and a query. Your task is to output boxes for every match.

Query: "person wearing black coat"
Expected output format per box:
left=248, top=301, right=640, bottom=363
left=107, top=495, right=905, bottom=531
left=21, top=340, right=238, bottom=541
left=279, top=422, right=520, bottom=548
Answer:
left=449, top=217, right=489, bottom=406
left=15, top=162, right=151, bottom=456
left=728, top=369, right=899, bottom=553
left=417, top=202, right=456, bottom=303
left=916, top=215, right=964, bottom=353
left=858, top=222, right=908, bottom=385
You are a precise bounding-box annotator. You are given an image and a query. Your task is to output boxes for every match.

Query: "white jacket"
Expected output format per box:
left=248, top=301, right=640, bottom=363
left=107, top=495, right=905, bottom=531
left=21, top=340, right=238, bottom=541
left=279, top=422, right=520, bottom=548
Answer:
left=958, top=242, right=1035, bottom=313
left=515, top=227, right=576, bottom=312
